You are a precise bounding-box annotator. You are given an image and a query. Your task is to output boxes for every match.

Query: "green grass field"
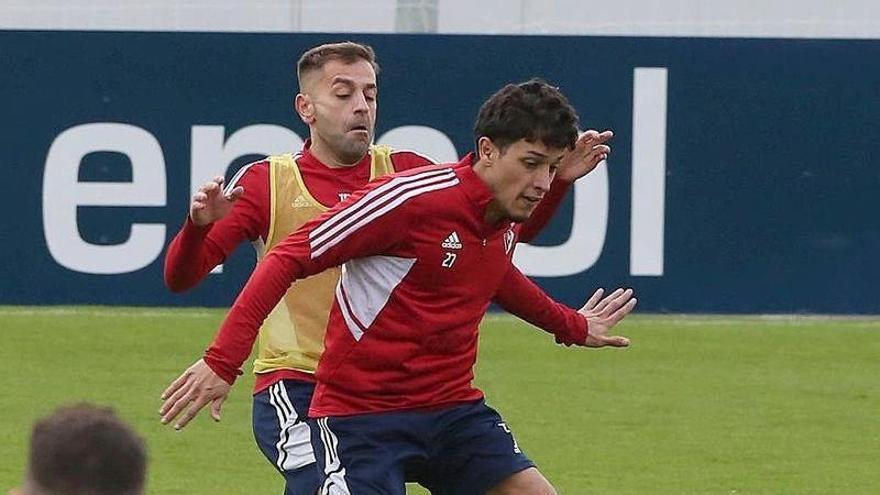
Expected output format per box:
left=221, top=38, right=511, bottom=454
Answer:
left=2, top=307, right=878, bottom=494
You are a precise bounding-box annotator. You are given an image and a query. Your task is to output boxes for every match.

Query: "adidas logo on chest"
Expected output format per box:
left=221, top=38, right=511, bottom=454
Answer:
left=441, top=231, right=463, bottom=250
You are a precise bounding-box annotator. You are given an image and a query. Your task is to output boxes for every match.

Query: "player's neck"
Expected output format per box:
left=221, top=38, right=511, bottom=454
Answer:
left=473, top=159, right=508, bottom=225
left=483, top=202, right=507, bottom=225
left=308, top=136, right=363, bottom=169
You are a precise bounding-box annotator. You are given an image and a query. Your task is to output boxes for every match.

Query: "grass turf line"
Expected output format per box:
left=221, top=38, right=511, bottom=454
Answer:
left=1, top=307, right=877, bottom=494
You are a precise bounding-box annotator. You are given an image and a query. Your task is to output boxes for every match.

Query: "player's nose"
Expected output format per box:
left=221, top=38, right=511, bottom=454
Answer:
left=533, top=168, right=552, bottom=192
left=352, top=92, right=370, bottom=113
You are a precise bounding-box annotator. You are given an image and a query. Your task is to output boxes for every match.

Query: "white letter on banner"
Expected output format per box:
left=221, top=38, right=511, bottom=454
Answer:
left=377, top=126, right=458, bottom=164
left=43, top=123, right=166, bottom=274
left=630, top=68, right=667, bottom=276
left=190, top=125, right=304, bottom=197
left=190, top=124, right=304, bottom=273
left=513, top=161, right=610, bottom=277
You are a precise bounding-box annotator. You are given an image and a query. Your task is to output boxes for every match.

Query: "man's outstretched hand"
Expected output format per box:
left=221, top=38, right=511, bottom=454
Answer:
left=159, top=358, right=231, bottom=430
left=578, top=288, right=637, bottom=347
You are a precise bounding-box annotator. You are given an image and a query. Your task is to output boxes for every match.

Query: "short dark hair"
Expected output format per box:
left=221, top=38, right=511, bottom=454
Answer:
left=297, top=41, right=380, bottom=85
left=473, top=78, right=579, bottom=153
left=26, top=404, right=147, bottom=495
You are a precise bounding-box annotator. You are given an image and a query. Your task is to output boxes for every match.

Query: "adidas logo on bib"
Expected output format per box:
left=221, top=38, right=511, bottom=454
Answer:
left=292, top=195, right=310, bottom=208
left=441, top=231, right=463, bottom=250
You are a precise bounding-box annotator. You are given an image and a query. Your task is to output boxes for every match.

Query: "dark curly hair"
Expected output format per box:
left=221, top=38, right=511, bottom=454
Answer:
left=474, top=78, right=579, bottom=153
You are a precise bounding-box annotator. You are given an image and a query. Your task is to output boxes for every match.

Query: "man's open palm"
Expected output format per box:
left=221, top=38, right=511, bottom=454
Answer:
left=578, top=288, right=637, bottom=347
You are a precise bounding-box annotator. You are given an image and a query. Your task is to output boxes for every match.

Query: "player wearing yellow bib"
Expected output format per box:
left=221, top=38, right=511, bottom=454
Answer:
left=160, top=42, right=613, bottom=494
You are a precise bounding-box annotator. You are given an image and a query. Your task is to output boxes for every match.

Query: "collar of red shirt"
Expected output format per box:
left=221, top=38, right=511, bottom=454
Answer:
left=454, top=153, right=510, bottom=230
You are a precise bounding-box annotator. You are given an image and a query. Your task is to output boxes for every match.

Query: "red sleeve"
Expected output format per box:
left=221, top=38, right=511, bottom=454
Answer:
left=517, top=178, right=571, bottom=243
left=390, top=149, right=437, bottom=171
left=163, top=163, right=270, bottom=292
left=493, top=264, right=588, bottom=346
left=204, top=174, right=414, bottom=383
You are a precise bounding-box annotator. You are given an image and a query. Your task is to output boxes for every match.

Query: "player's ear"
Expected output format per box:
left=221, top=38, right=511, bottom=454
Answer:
left=295, top=93, right=315, bottom=124
left=478, top=137, right=498, bottom=165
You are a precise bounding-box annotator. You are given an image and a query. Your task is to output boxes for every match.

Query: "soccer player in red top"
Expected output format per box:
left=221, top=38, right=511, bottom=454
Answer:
left=163, top=79, right=635, bottom=494
left=159, top=42, right=614, bottom=494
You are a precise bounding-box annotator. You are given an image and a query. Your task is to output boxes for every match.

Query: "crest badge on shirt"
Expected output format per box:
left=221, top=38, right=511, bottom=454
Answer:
left=503, top=228, right=515, bottom=255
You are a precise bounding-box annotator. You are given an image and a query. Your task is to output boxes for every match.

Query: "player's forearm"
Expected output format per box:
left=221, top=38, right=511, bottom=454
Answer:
left=493, top=265, right=587, bottom=346
left=164, top=218, right=224, bottom=292
left=517, top=178, right=570, bottom=243
left=204, top=252, right=304, bottom=384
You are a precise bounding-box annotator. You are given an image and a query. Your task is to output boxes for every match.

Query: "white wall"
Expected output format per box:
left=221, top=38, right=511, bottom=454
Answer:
left=0, top=0, right=395, bottom=32
left=438, top=0, right=880, bottom=39
left=3, top=0, right=880, bottom=39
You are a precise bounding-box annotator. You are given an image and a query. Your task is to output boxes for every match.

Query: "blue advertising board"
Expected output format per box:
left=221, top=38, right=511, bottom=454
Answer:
left=1, top=31, right=878, bottom=312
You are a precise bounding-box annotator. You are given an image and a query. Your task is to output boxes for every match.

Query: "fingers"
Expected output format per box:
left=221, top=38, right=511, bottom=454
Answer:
left=592, top=144, right=611, bottom=155
left=200, top=180, right=221, bottom=196
left=607, top=297, right=638, bottom=325
left=224, top=185, right=244, bottom=202
left=191, top=181, right=219, bottom=210
left=592, top=288, right=625, bottom=313
left=173, top=394, right=212, bottom=430
left=159, top=362, right=200, bottom=421
left=161, top=370, right=190, bottom=401
left=190, top=190, right=208, bottom=211
left=588, top=297, right=637, bottom=347
left=581, top=129, right=613, bottom=163
left=210, top=395, right=227, bottom=422
left=190, top=177, right=238, bottom=225
left=580, top=129, right=613, bottom=144
left=610, top=297, right=639, bottom=323
left=578, top=129, right=599, bottom=144
left=159, top=359, right=230, bottom=429
left=195, top=177, right=231, bottom=201
left=601, top=288, right=634, bottom=316
left=580, top=288, right=604, bottom=311
left=585, top=332, right=631, bottom=348
left=581, top=284, right=635, bottom=348
left=159, top=374, right=194, bottom=417
left=602, top=335, right=631, bottom=347
left=159, top=380, right=195, bottom=425
left=588, top=143, right=611, bottom=162
left=574, top=131, right=599, bottom=153
left=195, top=179, right=241, bottom=202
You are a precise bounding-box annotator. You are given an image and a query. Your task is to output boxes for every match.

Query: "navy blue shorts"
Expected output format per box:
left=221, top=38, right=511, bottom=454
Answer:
left=311, top=399, right=535, bottom=495
left=252, top=380, right=320, bottom=495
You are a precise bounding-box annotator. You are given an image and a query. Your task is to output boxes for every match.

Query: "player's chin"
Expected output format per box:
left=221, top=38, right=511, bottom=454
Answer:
left=339, top=140, right=371, bottom=161
left=508, top=207, right=533, bottom=223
